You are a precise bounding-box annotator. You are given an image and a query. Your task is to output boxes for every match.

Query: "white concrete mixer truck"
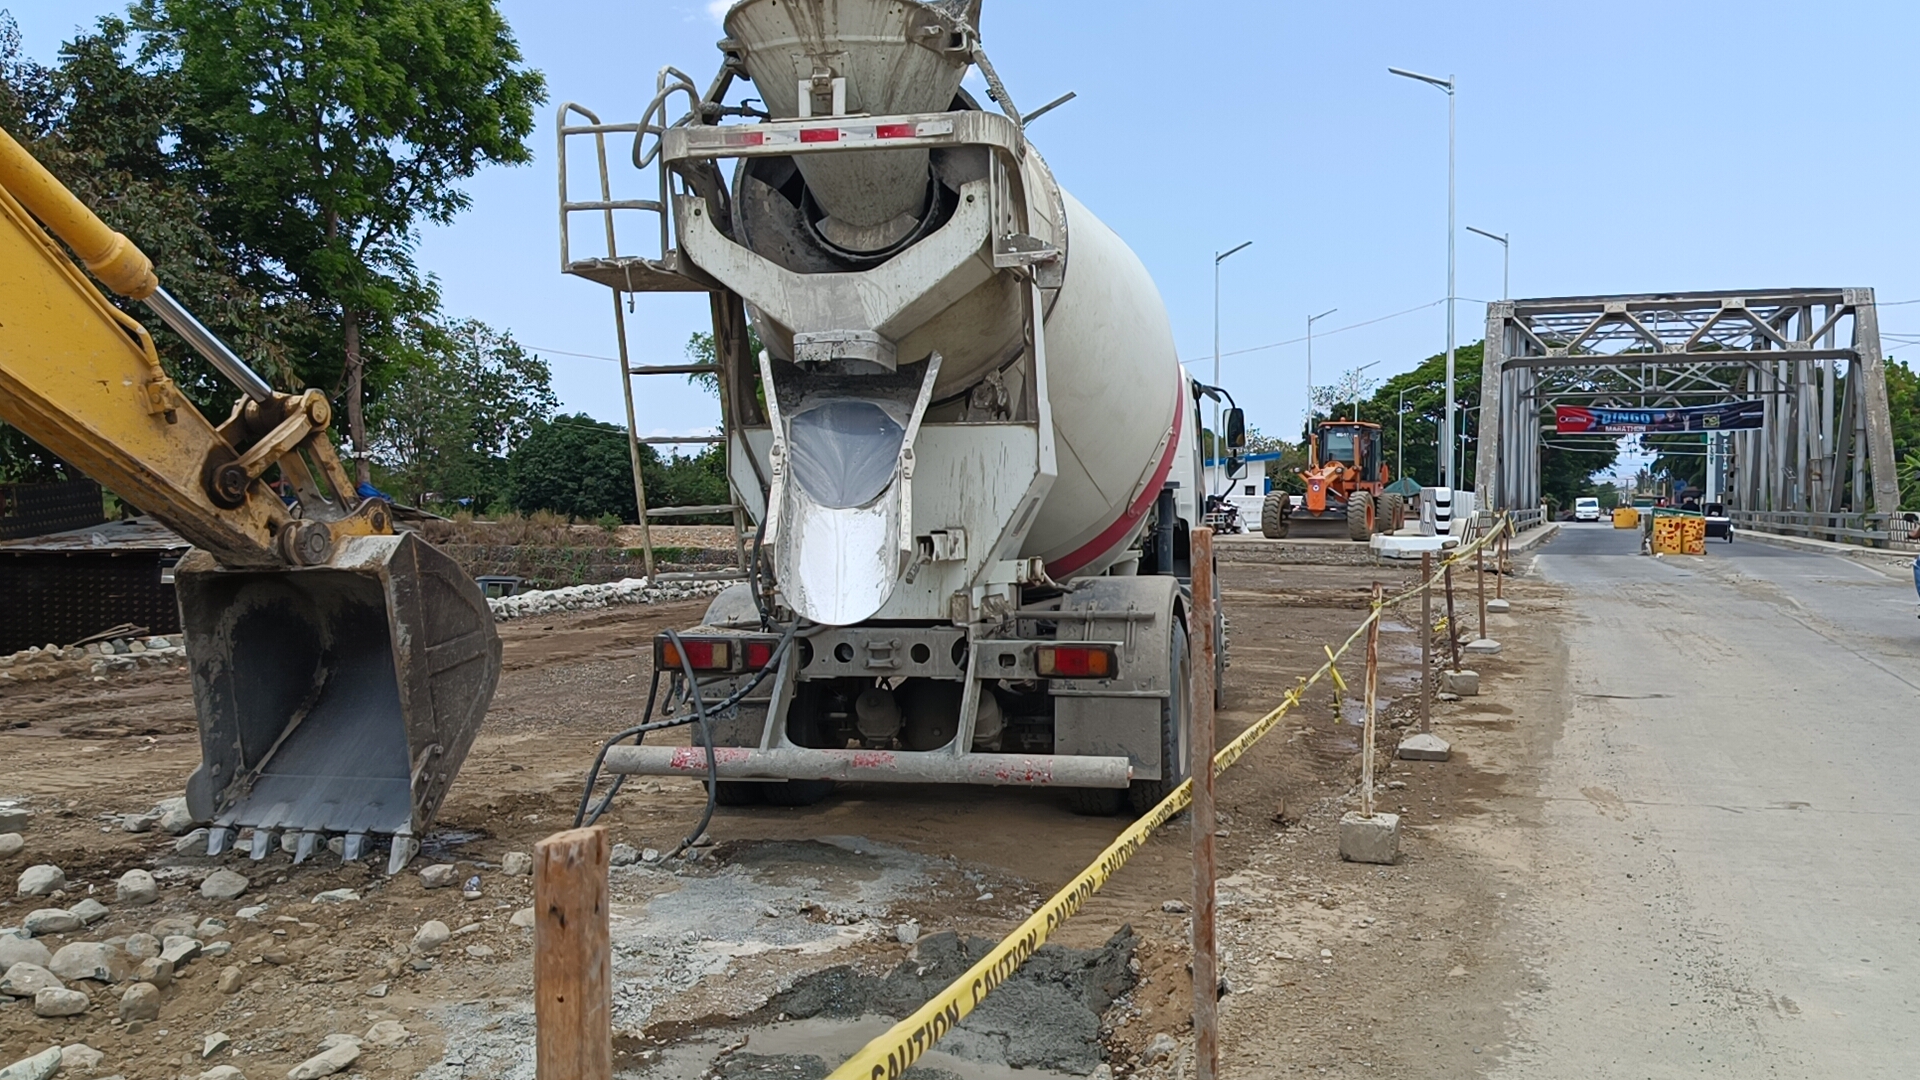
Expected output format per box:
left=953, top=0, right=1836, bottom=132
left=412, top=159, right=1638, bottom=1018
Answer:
left=559, top=0, right=1241, bottom=816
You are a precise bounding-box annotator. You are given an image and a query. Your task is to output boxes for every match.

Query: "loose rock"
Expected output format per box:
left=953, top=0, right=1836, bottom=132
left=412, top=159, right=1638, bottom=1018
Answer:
left=149, top=916, right=197, bottom=939
left=199, top=870, right=248, bottom=901
left=1143, top=1033, right=1177, bottom=1063
left=173, top=829, right=209, bottom=855
left=0, top=808, right=28, bottom=832
left=501, top=851, right=533, bottom=876
left=215, top=966, right=243, bottom=994
left=16, top=865, right=64, bottom=897
left=203, top=1032, right=232, bottom=1059
left=0, top=936, right=52, bottom=970
left=115, top=870, right=158, bottom=907
left=895, top=921, right=920, bottom=945
left=234, top=905, right=268, bottom=921
left=509, top=907, right=535, bottom=929
left=311, top=889, right=360, bottom=905
left=197, top=1067, right=245, bottom=1080
left=160, top=936, right=201, bottom=969
left=21, top=909, right=81, bottom=936
left=32, top=987, right=89, bottom=1017
left=364, top=1020, right=408, bottom=1047
left=286, top=1041, right=359, bottom=1080
left=464, top=944, right=494, bottom=959
left=0, top=834, right=21, bottom=858
left=0, top=1046, right=61, bottom=1080
left=461, top=876, right=482, bottom=900
left=49, top=943, right=126, bottom=984
left=58, top=1044, right=103, bottom=1072
left=609, top=844, right=639, bottom=867
left=116, top=981, right=160, bottom=1022
left=121, top=812, right=160, bottom=834
left=418, top=864, right=457, bottom=890
left=156, top=798, right=195, bottom=836
left=1, top=963, right=63, bottom=997
left=69, top=899, right=109, bottom=926
left=123, top=934, right=161, bottom=961
left=132, top=957, right=171, bottom=990
left=1161, top=899, right=1189, bottom=914
left=410, top=921, right=450, bottom=955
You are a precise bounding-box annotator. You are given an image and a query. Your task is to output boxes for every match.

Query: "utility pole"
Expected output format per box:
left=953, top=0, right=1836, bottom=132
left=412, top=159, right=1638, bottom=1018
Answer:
left=1466, top=225, right=1509, bottom=301
left=1390, top=67, right=1457, bottom=491
left=1213, top=240, right=1252, bottom=467
left=1307, top=307, right=1337, bottom=436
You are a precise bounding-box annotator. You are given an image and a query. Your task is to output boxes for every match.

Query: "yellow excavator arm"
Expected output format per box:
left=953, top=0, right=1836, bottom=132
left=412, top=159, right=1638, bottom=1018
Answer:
left=0, top=125, right=499, bottom=872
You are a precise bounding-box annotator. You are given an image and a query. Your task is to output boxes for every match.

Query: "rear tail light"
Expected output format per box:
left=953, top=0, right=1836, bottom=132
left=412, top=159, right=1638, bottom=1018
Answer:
left=1035, top=644, right=1119, bottom=679
left=654, top=634, right=784, bottom=675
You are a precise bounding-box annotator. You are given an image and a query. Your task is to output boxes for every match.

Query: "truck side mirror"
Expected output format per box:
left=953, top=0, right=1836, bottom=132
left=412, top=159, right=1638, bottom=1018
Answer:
left=1224, top=408, right=1246, bottom=476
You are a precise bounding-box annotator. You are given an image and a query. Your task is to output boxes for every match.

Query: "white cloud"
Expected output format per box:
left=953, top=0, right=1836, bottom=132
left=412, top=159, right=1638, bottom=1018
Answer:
left=706, top=0, right=731, bottom=22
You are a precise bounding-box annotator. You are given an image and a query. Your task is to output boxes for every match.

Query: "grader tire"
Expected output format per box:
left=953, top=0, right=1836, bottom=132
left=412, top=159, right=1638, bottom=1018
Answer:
left=1347, top=490, right=1375, bottom=541
left=1380, top=492, right=1406, bottom=533
left=1260, top=493, right=1290, bottom=539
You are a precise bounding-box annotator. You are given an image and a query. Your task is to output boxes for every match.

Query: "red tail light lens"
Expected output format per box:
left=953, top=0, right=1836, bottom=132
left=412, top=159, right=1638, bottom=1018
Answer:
left=744, top=640, right=775, bottom=669
left=655, top=635, right=782, bottom=674
left=1035, top=644, right=1118, bottom=679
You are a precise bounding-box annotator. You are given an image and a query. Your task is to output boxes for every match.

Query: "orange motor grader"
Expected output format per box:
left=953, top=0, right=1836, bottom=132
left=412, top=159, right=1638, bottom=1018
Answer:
left=1279, top=421, right=1407, bottom=541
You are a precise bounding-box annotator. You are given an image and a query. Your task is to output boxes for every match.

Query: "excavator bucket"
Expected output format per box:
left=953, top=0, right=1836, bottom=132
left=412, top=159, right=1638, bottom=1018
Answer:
left=174, top=532, right=500, bottom=872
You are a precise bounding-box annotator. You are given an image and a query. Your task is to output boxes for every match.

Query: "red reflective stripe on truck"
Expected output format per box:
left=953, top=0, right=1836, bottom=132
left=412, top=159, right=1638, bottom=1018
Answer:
left=1045, top=377, right=1186, bottom=578
left=875, top=123, right=915, bottom=139
left=800, top=127, right=839, bottom=143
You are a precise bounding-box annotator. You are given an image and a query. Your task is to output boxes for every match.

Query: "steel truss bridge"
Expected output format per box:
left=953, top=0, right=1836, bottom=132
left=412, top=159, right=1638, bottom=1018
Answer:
left=1475, top=288, right=1900, bottom=516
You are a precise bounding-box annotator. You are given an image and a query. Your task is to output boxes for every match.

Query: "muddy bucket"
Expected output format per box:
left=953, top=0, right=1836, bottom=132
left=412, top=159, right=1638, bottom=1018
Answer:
left=174, top=532, right=500, bottom=871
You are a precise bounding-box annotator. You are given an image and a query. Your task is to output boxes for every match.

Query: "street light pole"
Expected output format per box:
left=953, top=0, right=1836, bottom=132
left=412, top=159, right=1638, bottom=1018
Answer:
left=1351, top=359, right=1382, bottom=421
left=1213, top=240, right=1252, bottom=472
left=1389, top=66, right=1457, bottom=491
left=1397, top=387, right=1409, bottom=481
left=1307, top=306, right=1337, bottom=434
left=1466, top=225, right=1509, bottom=301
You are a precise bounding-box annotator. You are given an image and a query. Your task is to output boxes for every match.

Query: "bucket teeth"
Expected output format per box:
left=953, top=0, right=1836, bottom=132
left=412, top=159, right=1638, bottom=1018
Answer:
left=206, top=826, right=231, bottom=857
left=387, top=833, right=419, bottom=876
left=342, top=832, right=367, bottom=863
left=293, top=831, right=318, bottom=864
left=249, top=828, right=274, bottom=861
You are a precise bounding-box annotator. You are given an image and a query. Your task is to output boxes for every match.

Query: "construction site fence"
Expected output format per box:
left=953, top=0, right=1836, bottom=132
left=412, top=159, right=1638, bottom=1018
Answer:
left=1728, top=509, right=1920, bottom=551
left=821, top=515, right=1516, bottom=1080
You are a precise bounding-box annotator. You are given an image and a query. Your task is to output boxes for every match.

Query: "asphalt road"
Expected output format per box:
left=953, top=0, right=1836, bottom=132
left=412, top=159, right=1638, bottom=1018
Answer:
left=1494, top=523, right=1920, bottom=1078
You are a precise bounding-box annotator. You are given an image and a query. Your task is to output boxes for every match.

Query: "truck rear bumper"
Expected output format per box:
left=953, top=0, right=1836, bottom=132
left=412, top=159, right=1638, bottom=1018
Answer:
left=601, top=745, right=1132, bottom=789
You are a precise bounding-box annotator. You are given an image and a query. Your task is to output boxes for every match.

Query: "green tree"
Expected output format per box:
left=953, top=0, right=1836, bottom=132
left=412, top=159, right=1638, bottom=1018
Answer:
left=136, top=0, right=546, bottom=484
left=1884, top=356, right=1920, bottom=510
left=508, top=414, right=640, bottom=522
left=370, top=318, right=555, bottom=509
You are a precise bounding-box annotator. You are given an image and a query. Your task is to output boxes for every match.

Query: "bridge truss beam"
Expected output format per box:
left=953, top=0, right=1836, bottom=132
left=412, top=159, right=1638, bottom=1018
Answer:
left=1476, top=288, right=1899, bottom=514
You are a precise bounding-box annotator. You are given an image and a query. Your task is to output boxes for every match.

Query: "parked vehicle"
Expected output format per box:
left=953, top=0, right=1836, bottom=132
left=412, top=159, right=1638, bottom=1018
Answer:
left=1574, top=497, right=1602, bottom=522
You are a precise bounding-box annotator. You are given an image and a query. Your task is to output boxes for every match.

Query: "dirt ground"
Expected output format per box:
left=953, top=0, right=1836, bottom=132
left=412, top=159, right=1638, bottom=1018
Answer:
left=0, top=541, right=1571, bottom=1079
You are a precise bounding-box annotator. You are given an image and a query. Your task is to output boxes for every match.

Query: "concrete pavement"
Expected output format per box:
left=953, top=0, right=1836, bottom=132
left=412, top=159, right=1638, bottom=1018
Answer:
left=1492, top=523, right=1920, bottom=1078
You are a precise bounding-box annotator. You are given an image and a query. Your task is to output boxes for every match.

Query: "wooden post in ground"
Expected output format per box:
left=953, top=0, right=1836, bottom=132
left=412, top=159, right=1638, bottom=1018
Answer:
left=1420, top=551, right=1433, bottom=734
left=1189, top=526, right=1218, bottom=1080
left=1362, top=582, right=1383, bottom=816
left=535, top=826, right=612, bottom=1080
left=1476, top=538, right=1488, bottom=641
left=1444, top=562, right=1462, bottom=671
left=1497, top=524, right=1508, bottom=601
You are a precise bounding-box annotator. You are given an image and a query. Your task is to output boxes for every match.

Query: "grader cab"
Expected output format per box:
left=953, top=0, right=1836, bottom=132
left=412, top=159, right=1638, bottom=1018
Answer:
left=1270, top=421, right=1405, bottom=541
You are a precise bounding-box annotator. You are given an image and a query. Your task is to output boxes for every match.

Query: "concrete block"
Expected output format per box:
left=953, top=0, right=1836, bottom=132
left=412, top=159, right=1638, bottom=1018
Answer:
left=1439, top=669, right=1479, bottom=696
left=1338, top=812, right=1400, bottom=865
left=1486, top=598, right=1510, bottom=613
left=1397, top=733, right=1452, bottom=761
left=1464, top=637, right=1503, bottom=656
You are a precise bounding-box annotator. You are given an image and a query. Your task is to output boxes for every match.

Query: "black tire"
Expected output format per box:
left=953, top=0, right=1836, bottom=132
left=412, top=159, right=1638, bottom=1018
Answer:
left=763, top=690, right=836, bottom=808
left=1066, top=787, right=1128, bottom=816
left=1347, top=490, right=1374, bottom=541
left=1380, top=492, right=1406, bottom=533
left=1260, top=493, right=1289, bottom=539
left=1128, top=620, right=1192, bottom=815
left=711, top=780, right=762, bottom=806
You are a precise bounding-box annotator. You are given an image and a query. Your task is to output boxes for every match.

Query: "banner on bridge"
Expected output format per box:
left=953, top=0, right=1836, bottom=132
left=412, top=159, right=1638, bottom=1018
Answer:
left=1554, top=400, right=1764, bottom=434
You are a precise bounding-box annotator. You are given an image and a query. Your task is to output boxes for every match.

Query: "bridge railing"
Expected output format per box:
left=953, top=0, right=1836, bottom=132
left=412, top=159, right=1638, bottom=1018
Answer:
left=1508, top=506, right=1548, bottom=532
left=1728, top=509, right=1920, bottom=551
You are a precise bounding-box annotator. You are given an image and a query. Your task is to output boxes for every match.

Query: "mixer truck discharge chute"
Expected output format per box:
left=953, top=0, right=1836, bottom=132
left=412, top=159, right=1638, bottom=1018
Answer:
left=561, top=0, right=1236, bottom=815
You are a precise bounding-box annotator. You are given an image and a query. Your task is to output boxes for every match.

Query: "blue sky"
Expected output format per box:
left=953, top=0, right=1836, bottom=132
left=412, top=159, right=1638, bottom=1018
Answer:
left=12, top=0, right=1920, bottom=454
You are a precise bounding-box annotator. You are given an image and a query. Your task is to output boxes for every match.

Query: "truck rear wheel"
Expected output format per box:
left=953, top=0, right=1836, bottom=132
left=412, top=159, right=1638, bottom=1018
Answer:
left=1129, top=620, right=1192, bottom=815
left=762, top=687, right=837, bottom=807
left=1380, top=492, right=1406, bottom=533
left=1260, top=493, right=1289, bottom=539
left=1347, top=490, right=1374, bottom=541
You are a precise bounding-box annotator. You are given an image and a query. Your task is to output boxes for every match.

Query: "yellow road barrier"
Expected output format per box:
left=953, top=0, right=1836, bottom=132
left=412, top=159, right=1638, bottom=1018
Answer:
left=827, top=517, right=1515, bottom=1080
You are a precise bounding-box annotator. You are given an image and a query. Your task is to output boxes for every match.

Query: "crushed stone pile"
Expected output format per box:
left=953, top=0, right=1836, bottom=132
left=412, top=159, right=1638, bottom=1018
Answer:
left=486, top=577, right=730, bottom=622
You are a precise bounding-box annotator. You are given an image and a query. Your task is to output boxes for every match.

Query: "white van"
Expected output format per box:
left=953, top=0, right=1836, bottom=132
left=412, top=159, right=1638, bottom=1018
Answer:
left=1573, top=497, right=1602, bottom=522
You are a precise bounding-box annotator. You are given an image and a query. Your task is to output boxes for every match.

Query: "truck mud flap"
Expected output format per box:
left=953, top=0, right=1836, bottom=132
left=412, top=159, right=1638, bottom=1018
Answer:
left=175, top=533, right=500, bottom=872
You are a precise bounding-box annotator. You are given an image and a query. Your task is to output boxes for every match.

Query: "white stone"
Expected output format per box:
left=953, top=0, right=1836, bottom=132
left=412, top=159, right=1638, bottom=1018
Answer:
left=1439, top=669, right=1479, bottom=696
left=123, top=933, right=161, bottom=961
left=116, top=981, right=161, bottom=1022
left=509, top=907, right=535, bottom=929
left=894, top=921, right=919, bottom=945
left=49, top=942, right=126, bottom=983
left=0, top=936, right=51, bottom=970
left=197, top=1067, right=246, bottom=1080
left=364, top=1020, right=408, bottom=1047
left=1396, top=733, right=1452, bottom=762
left=16, top=865, right=63, bottom=897
left=199, top=870, right=249, bottom=901
left=1464, top=637, right=1503, bottom=656
left=203, top=1032, right=232, bottom=1059
left=132, top=957, right=171, bottom=989
left=0, top=834, right=21, bottom=858
left=157, top=798, right=195, bottom=836
left=464, top=943, right=495, bottom=958
left=0, top=1046, right=62, bottom=1080
left=1486, top=598, right=1510, bottom=613
left=417, top=864, right=457, bottom=890
left=121, top=812, right=160, bottom=834
left=501, top=851, right=533, bottom=876
left=1338, top=811, right=1402, bottom=865
left=21, top=909, right=81, bottom=936
left=0, top=963, right=63, bottom=997
left=1142, top=1033, right=1178, bottom=1063
left=160, top=936, right=201, bottom=970
left=286, top=1041, right=359, bottom=1080
left=58, top=1044, right=103, bottom=1072
left=235, top=905, right=268, bottom=921
left=115, top=869, right=159, bottom=906
left=609, top=844, right=639, bottom=867
left=69, top=899, right=108, bottom=926
left=174, top=828, right=209, bottom=854
left=197, top=917, right=228, bottom=938
left=410, top=921, right=450, bottom=955
left=0, top=808, right=29, bottom=832
left=310, top=889, right=360, bottom=904
left=32, top=987, right=89, bottom=1017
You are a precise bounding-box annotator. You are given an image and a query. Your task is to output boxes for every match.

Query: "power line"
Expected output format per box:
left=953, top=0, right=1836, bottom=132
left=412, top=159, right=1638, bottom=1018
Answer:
left=1184, top=298, right=1448, bottom=366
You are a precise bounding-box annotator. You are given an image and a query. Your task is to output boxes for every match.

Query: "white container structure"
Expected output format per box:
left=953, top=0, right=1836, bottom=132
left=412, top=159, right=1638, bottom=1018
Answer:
left=557, top=0, right=1236, bottom=815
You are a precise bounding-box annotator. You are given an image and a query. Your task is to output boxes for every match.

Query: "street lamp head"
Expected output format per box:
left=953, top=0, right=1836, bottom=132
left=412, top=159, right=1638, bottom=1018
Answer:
left=1308, top=307, right=1338, bottom=326
left=1216, top=240, right=1252, bottom=264
left=1465, top=225, right=1506, bottom=245
left=1388, top=66, right=1454, bottom=93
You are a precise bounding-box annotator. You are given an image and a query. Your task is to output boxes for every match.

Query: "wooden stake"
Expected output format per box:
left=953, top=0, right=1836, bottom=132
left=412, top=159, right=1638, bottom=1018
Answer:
left=535, top=826, right=612, bottom=1080
left=1476, top=540, right=1488, bottom=641
left=1444, top=562, right=1462, bottom=671
left=1420, top=551, right=1433, bottom=734
left=1497, top=524, right=1508, bottom=601
left=1189, top=527, right=1218, bottom=1080
left=1362, top=582, right=1382, bottom=817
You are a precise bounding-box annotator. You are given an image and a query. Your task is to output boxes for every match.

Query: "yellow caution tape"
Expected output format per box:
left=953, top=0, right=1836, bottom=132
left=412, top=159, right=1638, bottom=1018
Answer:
left=827, top=516, right=1516, bottom=1080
